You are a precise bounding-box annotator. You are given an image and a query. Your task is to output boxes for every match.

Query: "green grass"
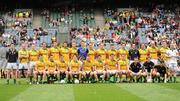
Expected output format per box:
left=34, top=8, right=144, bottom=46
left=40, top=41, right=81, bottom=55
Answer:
left=1, top=78, right=180, bottom=101
left=74, top=84, right=144, bottom=101
left=0, top=85, right=30, bottom=101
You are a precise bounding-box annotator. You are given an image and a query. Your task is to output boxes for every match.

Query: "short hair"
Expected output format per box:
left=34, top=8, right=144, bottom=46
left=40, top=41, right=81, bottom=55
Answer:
left=110, top=53, right=115, bottom=56
left=63, top=41, right=68, bottom=44
left=110, top=43, right=114, bottom=46
left=42, top=42, right=46, bottom=45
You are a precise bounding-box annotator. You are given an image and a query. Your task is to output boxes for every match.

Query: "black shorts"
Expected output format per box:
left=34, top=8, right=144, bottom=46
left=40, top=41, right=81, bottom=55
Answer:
left=160, top=72, right=166, bottom=77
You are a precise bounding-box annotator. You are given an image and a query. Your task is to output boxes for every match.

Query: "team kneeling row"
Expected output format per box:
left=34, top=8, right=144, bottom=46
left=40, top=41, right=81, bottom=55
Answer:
left=5, top=54, right=177, bottom=84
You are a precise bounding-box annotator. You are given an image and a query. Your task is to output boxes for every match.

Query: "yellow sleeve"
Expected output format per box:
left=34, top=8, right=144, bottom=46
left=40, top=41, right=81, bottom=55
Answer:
left=18, top=51, right=21, bottom=58
left=59, top=48, right=62, bottom=55
left=96, top=49, right=99, bottom=55
left=38, top=49, right=41, bottom=55
left=48, top=48, right=51, bottom=56
left=28, top=50, right=31, bottom=59
left=147, top=47, right=150, bottom=55
left=105, top=60, right=109, bottom=65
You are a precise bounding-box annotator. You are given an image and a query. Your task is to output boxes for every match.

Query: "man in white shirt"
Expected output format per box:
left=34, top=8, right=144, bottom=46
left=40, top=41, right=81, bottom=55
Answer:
left=166, top=43, right=179, bottom=70
left=166, top=43, right=179, bottom=82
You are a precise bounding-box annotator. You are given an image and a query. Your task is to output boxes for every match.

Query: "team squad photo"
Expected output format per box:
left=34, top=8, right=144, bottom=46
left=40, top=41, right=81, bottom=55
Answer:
left=0, top=0, right=180, bottom=101
left=2, top=40, right=179, bottom=84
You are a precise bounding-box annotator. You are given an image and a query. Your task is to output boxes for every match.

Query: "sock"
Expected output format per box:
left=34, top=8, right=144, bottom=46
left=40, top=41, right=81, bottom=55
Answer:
left=54, top=75, right=58, bottom=81
left=47, top=75, right=50, bottom=83
left=14, top=79, right=16, bottom=84
left=0, top=69, right=1, bottom=78
left=158, top=77, right=160, bottom=83
left=138, top=77, right=141, bottom=83
left=173, top=76, right=176, bottom=83
left=144, top=77, right=147, bottom=83
left=30, top=76, right=33, bottom=83
left=87, top=74, right=90, bottom=82
left=114, top=77, right=117, bottom=82
left=170, top=77, right=172, bottom=82
left=7, top=79, right=9, bottom=84
left=152, top=77, right=155, bottom=83
left=60, top=74, right=62, bottom=81
left=40, top=75, right=43, bottom=81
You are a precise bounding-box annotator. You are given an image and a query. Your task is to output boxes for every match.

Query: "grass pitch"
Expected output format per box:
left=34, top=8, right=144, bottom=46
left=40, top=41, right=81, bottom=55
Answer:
left=0, top=78, right=180, bottom=101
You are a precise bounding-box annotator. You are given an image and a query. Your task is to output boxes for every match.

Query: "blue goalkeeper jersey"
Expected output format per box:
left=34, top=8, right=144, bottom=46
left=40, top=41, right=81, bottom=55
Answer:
left=77, top=47, right=89, bottom=60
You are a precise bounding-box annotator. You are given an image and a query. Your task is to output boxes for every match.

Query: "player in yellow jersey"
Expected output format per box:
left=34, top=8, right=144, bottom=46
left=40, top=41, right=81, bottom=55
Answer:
left=94, top=55, right=105, bottom=80
left=107, top=44, right=118, bottom=59
left=96, top=42, right=107, bottom=61
left=60, top=41, right=70, bottom=62
left=139, top=44, right=148, bottom=65
left=118, top=43, right=128, bottom=60
left=118, top=54, right=130, bottom=82
left=88, top=41, right=96, bottom=61
left=147, top=41, right=159, bottom=65
left=46, top=56, right=57, bottom=83
left=69, top=41, right=77, bottom=60
left=39, top=42, right=49, bottom=61
left=82, top=55, right=97, bottom=83
left=18, top=43, right=29, bottom=78
left=68, top=55, right=82, bottom=83
left=105, top=54, right=119, bottom=82
left=28, top=44, right=39, bottom=83
left=34, top=56, right=46, bottom=84
left=49, top=41, right=60, bottom=62
left=56, top=55, right=68, bottom=81
left=159, top=41, right=169, bottom=65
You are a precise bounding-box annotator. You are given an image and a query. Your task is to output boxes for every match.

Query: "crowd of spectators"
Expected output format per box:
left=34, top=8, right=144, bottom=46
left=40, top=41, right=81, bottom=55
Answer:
left=41, top=7, right=72, bottom=28
left=70, top=5, right=179, bottom=49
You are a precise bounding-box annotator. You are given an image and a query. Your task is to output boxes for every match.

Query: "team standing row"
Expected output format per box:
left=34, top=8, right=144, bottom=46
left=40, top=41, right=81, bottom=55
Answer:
left=4, top=40, right=179, bottom=84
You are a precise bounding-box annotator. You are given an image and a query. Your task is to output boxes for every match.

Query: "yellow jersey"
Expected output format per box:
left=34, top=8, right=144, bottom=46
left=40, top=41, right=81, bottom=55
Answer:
left=105, top=59, right=118, bottom=70
left=69, top=47, right=77, bottom=60
left=56, top=61, right=68, bottom=71
left=107, top=49, right=117, bottom=59
left=39, top=48, right=49, bottom=61
left=118, top=49, right=128, bottom=59
left=119, top=59, right=129, bottom=70
left=69, top=60, right=81, bottom=71
left=159, top=47, right=169, bottom=60
left=46, top=61, right=56, bottom=71
left=94, top=60, right=104, bottom=70
left=139, top=49, right=148, bottom=62
left=96, top=49, right=107, bottom=60
left=147, top=47, right=159, bottom=59
left=83, top=60, right=94, bottom=71
left=88, top=48, right=95, bottom=61
left=49, top=47, right=60, bottom=61
left=36, top=61, right=45, bottom=71
left=60, top=47, right=70, bottom=62
left=18, top=49, right=28, bottom=63
left=28, top=49, right=39, bottom=61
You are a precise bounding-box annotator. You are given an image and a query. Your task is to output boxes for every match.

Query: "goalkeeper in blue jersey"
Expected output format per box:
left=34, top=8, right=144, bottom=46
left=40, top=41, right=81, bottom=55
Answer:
left=77, top=40, right=89, bottom=60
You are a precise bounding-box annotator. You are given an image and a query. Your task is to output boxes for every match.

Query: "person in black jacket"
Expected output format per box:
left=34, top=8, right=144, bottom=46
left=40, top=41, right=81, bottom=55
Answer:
left=129, top=43, right=140, bottom=65
left=129, top=58, right=142, bottom=82
left=6, top=44, right=18, bottom=84
left=143, top=57, right=155, bottom=82
left=152, top=60, right=168, bottom=83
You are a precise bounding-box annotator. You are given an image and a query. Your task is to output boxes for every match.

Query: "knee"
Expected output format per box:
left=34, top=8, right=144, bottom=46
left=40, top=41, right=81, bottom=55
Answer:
left=33, top=71, right=37, bottom=75
left=90, top=72, right=94, bottom=75
left=94, top=72, right=97, bottom=75
left=156, top=73, right=160, bottom=76
left=69, top=71, right=72, bottom=75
